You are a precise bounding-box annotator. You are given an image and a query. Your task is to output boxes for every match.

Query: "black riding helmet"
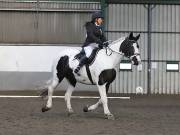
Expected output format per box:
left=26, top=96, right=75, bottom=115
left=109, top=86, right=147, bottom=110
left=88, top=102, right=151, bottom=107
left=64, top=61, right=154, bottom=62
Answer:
left=91, top=11, right=104, bottom=22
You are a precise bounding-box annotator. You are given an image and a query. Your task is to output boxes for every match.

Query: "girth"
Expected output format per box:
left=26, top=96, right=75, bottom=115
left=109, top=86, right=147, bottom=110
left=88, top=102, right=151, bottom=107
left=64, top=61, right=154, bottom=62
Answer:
left=74, top=48, right=100, bottom=84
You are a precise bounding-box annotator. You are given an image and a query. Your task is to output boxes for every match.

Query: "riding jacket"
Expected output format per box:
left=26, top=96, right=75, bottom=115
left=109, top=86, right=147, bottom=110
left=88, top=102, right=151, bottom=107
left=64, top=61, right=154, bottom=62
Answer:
left=82, top=22, right=107, bottom=48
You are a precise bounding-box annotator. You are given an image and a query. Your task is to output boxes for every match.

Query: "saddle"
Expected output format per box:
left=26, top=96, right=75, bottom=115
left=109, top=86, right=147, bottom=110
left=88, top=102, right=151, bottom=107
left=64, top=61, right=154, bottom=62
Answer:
left=74, top=47, right=100, bottom=84
left=74, top=47, right=100, bottom=65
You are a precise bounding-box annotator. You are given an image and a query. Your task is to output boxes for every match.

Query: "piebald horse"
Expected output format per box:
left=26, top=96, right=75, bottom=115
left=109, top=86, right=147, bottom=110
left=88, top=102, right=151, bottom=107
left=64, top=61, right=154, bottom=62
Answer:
left=40, top=32, right=142, bottom=120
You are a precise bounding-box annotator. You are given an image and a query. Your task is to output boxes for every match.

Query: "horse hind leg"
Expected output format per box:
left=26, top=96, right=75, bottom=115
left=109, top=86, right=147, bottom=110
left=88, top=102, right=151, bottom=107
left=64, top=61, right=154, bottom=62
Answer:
left=41, top=55, right=69, bottom=112
left=42, top=77, right=59, bottom=112
left=40, top=88, right=48, bottom=100
left=64, top=68, right=77, bottom=116
left=65, top=84, right=76, bottom=116
left=39, top=79, right=52, bottom=100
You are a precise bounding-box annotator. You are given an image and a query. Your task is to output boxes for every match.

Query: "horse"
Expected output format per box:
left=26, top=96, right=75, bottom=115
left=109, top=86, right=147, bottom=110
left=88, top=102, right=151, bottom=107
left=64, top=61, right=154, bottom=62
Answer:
left=40, top=32, right=142, bottom=120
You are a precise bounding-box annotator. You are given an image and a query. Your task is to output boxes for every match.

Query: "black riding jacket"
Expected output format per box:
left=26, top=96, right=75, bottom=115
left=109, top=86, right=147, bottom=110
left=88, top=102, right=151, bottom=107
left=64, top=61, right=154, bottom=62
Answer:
left=82, top=22, right=107, bottom=48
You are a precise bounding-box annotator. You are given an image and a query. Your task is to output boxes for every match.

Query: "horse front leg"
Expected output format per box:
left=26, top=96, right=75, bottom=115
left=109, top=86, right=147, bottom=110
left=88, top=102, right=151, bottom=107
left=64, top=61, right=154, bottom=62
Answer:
left=98, top=84, right=114, bottom=120
left=83, top=99, right=102, bottom=112
left=83, top=83, right=111, bottom=112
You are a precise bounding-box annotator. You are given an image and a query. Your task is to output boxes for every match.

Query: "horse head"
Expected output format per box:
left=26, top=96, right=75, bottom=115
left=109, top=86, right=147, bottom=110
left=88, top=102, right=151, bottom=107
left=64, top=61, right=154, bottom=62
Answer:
left=119, top=32, right=142, bottom=69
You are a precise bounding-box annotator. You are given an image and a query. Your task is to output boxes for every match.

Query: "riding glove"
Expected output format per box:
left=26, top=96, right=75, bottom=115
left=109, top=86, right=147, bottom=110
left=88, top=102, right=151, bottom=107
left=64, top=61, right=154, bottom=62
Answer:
left=103, top=42, right=109, bottom=47
left=97, top=40, right=104, bottom=49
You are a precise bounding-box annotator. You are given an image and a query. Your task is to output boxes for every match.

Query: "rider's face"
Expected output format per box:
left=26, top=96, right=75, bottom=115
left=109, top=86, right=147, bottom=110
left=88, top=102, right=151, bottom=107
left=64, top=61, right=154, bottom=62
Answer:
left=96, top=18, right=103, bottom=25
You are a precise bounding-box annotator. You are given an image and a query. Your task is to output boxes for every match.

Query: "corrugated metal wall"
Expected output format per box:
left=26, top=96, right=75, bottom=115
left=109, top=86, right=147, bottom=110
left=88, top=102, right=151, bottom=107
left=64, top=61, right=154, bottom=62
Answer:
left=151, top=5, right=180, bottom=94
left=107, top=3, right=180, bottom=94
left=107, top=4, right=148, bottom=94
left=0, top=1, right=100, bottom=44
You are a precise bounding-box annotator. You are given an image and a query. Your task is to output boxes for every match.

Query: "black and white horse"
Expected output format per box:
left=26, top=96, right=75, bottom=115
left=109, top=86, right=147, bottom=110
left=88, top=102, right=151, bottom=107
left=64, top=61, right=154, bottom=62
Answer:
left=40, top=32, right=142, bottom=120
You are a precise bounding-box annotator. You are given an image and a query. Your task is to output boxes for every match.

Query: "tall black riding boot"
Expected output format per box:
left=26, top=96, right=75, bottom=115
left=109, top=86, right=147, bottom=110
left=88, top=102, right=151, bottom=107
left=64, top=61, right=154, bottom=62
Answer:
left=74, top=56, right=88, bottom=74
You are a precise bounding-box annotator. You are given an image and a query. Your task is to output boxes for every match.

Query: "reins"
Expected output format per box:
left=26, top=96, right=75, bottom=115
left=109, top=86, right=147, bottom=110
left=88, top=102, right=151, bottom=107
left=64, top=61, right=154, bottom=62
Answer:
left=105, top=46, right=123, bottom=56
left=103, top=40, right=124, bottom=56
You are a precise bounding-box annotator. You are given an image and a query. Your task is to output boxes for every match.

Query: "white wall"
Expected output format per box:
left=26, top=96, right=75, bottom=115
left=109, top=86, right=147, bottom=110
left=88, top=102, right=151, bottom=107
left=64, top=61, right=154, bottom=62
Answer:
left=0, top=45, right=97, bottom=91
left=0, top=46, right=73, bottom=72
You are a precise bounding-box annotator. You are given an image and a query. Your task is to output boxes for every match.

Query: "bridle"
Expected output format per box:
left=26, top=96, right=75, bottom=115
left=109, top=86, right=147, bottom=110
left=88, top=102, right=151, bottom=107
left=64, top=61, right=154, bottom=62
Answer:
left=129, top=53, right=140, bottom=59
left=128, top=40, right=140, bottom=59
left=104, top=39, right=140, bottom=58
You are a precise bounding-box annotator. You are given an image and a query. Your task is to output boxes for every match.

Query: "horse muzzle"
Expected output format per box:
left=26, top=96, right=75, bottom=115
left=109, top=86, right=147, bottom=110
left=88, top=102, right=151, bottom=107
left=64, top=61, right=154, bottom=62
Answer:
left=131, top=56, right=139, bottom=65
left=137, top=63, right=142, bottom=71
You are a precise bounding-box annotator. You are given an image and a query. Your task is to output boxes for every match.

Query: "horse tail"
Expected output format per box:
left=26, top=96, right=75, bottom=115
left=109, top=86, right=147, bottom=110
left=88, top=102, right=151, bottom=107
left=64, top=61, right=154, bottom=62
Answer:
left=40, top=55, right=70, bottom=99
left=39, top=59, right=57, bottom=98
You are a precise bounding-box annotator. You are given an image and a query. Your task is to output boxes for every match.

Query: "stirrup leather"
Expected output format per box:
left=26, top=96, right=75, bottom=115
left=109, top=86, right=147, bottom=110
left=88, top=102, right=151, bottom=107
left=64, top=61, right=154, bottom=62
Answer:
left=74, top=66, right=81, bottom=73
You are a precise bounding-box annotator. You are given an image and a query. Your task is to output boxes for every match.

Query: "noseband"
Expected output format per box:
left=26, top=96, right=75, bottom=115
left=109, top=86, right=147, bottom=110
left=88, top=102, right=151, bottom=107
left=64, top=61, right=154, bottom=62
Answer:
left=130, top=53, right=140, bottom=59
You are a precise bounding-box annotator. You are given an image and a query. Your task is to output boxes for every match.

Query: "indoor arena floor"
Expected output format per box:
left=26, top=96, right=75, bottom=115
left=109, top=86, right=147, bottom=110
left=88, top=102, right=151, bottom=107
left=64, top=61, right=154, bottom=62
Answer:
left=0, top=95, right=180, bottom=135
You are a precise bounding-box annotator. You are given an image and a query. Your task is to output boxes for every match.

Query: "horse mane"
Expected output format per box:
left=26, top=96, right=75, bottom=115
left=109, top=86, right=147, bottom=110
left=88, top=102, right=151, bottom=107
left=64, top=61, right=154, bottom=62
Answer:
left=110, top=37, right=126, bottom=46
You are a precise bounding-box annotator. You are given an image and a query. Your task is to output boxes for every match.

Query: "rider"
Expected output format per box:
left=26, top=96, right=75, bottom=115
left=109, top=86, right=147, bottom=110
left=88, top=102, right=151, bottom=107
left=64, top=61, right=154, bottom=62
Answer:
left=74, top=11, right=109, bottom=74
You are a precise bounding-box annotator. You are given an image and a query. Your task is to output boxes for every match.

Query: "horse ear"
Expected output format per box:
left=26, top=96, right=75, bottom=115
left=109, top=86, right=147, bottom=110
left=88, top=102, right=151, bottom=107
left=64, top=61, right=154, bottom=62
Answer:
left=135, top=34, right=140, bottom=41
left=128, top=32, right=133, bottom=39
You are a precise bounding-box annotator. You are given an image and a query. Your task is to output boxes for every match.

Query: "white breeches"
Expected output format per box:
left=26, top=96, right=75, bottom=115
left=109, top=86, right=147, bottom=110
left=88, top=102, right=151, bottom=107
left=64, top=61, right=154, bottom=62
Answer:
left=84, top=43, right=99, bottom=58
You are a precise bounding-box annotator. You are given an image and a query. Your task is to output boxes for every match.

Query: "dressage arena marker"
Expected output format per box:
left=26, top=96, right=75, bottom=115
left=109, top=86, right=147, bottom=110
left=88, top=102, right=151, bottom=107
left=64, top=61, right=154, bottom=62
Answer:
left=0, top=95, right=130, bottom=99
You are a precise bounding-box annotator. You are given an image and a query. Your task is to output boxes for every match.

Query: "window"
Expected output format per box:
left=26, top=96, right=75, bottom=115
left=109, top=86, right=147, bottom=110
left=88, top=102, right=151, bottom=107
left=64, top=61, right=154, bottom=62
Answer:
left=119, top=60, right=132, bottom=71
left=166, top=61, right=179, bottom=72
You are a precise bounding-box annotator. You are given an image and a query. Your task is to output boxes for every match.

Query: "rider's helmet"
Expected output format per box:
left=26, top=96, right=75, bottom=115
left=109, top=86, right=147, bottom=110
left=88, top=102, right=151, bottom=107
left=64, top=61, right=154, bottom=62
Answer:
left=91, top=11, right=104, bottom=22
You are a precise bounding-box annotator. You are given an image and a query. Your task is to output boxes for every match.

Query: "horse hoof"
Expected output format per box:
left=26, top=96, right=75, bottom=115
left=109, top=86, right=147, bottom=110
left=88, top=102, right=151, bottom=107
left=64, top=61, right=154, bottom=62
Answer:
left=41, top=96, right=48, bottom=100
left=105, top=114, right=115, bottom=120
left=67, top=109, right=74, bottom=117
left=83, top=106, right=89, bottom=112
left=42, top=106, right=50, bottom=112
left=68, top=112, right=76, bottom=117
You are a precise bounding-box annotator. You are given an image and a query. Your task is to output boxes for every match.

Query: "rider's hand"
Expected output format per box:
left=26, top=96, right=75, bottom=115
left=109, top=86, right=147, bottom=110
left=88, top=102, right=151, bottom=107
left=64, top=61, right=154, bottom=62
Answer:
left=97, top=40, right=104, bottom=49
left=103, top=42, right=109, bottom=47
left=98, top=43, right=103, bottom=49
